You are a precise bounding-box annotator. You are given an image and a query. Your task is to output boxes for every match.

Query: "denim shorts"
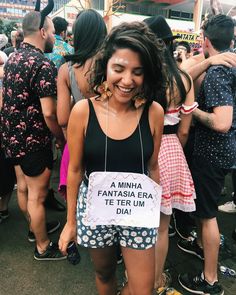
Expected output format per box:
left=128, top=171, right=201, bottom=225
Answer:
left=76, top=182, right=158, bottom=249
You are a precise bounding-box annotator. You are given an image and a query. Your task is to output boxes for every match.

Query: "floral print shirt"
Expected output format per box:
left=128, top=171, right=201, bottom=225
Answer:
left=0, top=42, right=57, bottom=159
left=45, top=34, right=73, bottom=69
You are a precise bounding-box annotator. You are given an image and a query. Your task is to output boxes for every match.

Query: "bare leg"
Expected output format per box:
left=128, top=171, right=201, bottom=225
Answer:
left=89, top=246, right=117, bottom=295
left=24, top=167, right=51, bottom=252
left=15, top=166, right=28, bottom=221
left=201, top=217, right=220, bottom=283
left=154, top=213, right=171, bottom=288
left=121, top=246, right=155, bottom=295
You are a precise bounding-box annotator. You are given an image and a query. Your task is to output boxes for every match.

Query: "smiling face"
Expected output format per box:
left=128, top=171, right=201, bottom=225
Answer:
left=106, top=48, right=144, bottom=105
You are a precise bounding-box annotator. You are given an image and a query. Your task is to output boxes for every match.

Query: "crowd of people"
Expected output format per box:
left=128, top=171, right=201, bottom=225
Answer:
left=1, top=0, right=236, bottom=294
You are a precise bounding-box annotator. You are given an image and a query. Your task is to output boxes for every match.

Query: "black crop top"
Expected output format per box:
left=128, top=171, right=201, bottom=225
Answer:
left=84, top=99, right=154, bottom=178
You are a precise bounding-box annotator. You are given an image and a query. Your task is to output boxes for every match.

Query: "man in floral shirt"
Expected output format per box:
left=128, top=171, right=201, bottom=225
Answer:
left=45, top=16, right=73, bottom=69
left=0, top=11, right=66, bottom=260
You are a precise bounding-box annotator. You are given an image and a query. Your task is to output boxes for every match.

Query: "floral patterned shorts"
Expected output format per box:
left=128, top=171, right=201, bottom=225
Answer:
left=76, top=182, right=158, bottom=249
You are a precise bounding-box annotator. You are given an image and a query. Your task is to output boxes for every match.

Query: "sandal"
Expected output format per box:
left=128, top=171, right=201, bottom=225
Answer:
left=155, top=271, right=172, bottom=295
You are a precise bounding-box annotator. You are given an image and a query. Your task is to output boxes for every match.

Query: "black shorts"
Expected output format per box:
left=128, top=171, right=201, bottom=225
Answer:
left=11, top=149, right=53, bottom=177
left=0, top=147, right=15, bottom=195
left=191, top=156, right=229, bottom=219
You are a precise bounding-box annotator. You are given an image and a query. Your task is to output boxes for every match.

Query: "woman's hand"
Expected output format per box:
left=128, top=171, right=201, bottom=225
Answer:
left=58, top=222, right=77, bottom=255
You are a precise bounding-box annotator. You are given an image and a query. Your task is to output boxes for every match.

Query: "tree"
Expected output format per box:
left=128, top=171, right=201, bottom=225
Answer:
left=0, top=19, right=4, bottom=34
left=0, top=19, right=18, bottom=38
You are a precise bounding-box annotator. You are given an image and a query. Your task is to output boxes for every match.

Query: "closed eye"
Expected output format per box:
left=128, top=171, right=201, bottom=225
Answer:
left=113, top=65, right=124, bottom=73
left=133, top=69, right=143, bottom=76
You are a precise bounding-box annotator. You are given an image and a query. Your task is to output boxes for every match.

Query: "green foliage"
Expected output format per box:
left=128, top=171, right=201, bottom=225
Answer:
left=0, top=19, right=18, bottom=38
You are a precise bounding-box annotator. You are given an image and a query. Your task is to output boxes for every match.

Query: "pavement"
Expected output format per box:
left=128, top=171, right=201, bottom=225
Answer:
left=0, top=158, right=236, bottom=295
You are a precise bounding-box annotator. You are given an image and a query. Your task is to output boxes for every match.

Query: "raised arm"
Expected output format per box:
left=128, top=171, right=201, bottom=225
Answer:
left=182, top=52, right=236, bottom=80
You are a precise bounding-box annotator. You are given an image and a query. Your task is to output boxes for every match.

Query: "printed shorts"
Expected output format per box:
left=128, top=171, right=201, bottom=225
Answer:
left=76, top=182, right=158, bottom=249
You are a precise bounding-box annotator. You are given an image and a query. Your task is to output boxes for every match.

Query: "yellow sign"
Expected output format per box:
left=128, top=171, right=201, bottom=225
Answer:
left=173, top=30, right=202, bottom=49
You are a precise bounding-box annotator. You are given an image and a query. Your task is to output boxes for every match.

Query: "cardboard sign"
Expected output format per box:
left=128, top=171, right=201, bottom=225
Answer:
left=84, top=171, right=162, bottom=228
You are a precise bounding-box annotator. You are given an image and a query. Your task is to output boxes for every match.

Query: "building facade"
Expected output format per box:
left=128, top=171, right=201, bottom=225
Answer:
left=0, top=0, right=70, bottom=21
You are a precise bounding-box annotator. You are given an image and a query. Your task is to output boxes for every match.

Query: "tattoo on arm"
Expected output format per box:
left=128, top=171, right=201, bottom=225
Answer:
left=194, top=110, right=215, bottom=130
left=203, top=113, right=214, bottom=129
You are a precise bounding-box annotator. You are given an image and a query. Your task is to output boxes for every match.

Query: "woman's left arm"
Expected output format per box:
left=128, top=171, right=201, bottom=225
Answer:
left=148, top=102, right=164, bottom=184
left=177, top=74, right=195, bottom=147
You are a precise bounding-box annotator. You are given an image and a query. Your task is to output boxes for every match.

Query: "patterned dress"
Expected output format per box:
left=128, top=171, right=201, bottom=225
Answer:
left=159, top=103, right=197, bottom=215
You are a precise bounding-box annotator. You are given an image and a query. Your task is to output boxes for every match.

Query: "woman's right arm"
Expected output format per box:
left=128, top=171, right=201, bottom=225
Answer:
left=59, top=99, right=89, bottom=254
left=57, top=63, right=73, bottom=139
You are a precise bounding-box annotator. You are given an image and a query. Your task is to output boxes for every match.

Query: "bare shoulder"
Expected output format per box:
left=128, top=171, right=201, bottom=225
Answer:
left=149, top=101, right=164, bottom=116
left=58, top=62, right=69, bottom=79
left=147, top=102, right=164, bottom=136
left=149, top=101, right=164, bottom=125
left=70, top=99, right=89, bottom=121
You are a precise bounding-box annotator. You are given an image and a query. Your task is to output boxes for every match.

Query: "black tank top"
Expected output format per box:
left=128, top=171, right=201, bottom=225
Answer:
left=84, top=99, right=154, bottom=178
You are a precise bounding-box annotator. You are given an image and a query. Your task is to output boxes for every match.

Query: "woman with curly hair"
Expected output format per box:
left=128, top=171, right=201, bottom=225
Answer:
left=59, top=21, right=167, bottom=295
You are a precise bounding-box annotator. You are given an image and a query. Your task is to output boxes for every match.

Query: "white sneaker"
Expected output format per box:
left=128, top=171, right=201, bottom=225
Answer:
left=218, top=201, right=236, bottom=213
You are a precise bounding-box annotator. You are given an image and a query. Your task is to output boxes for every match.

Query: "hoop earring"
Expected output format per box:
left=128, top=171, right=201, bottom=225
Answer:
left=132, top=93, right=147, bottom=109
left=94, top=81, right=112, bottom=101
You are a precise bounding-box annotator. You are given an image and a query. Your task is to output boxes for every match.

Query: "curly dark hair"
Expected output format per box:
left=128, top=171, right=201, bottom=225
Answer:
left=202, top=14, right=234, bottom=51
left=91, top=21, right=168, bottom=110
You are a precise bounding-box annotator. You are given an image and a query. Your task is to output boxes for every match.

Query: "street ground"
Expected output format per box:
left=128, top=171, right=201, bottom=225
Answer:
left=0, top=158, right=236, bottom=295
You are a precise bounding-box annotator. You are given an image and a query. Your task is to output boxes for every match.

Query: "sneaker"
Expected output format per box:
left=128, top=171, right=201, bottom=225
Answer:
left=0, top=209, right=9, bottom=220
left=178, top=272, right=224, bottom=295
left=177, top=238, right=204, bottom=260
left=168, top=224, right=176, bottom=238
left=155, top=271, right=172, bottom=295
left=28, top=220, right=60, bottom=242
left=218, top=201, right=236, bottom=214
left=34, top=241, right=67, bottom=261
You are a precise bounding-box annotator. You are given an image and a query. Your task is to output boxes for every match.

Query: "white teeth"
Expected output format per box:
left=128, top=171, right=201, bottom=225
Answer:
left=117, top=86, right=132, bottom=93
